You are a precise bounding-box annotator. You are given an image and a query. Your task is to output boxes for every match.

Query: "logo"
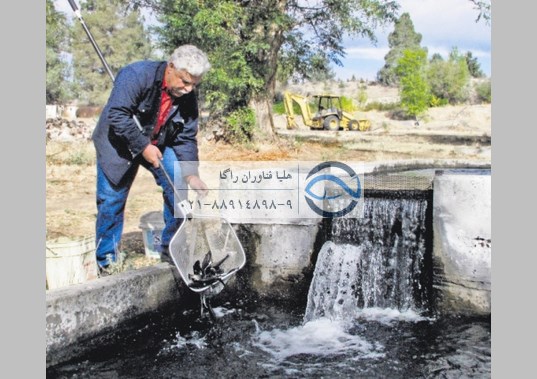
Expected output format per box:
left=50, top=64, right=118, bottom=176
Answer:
left=304, top=161, right=362, bottom=217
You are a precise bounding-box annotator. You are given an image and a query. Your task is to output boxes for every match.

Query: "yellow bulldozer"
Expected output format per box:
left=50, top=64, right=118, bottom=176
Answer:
left=283, top=92, right=371, bottom=131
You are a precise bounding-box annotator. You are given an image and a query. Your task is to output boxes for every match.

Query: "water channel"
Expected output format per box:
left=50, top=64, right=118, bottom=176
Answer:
left=46, top=300, right=490, bottom=378
left=47, top=169, right=491, bottom=378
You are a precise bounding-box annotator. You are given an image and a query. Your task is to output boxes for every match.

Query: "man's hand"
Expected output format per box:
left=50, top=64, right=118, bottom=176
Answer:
left=186, top=175, right=209, bottom=198
left=142, top=144, right=162, bottom=168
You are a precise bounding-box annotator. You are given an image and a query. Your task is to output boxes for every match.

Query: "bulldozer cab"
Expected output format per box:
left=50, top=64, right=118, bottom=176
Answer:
left=314, top=95, right=343, bottom=118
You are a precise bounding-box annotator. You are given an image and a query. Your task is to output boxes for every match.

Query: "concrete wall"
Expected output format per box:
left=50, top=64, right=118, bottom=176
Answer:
left=432, top=171, right=491, bottom=315
left=46, top=264, right=183, bottom=367
left=235, top=223, right=320, bottom=296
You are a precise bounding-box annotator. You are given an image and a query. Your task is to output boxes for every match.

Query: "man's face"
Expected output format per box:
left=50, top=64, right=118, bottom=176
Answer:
left=165, top=63, right=201, bottom=98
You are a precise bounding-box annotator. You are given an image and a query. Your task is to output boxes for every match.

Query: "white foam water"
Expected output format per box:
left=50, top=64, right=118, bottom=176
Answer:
left=355, top=307, right=434, bottom=325
left=160, top=330, right=207, bottom=353
left=212, top=306, right=237, bottom=318
left=252, top=317, right=384, bottom=361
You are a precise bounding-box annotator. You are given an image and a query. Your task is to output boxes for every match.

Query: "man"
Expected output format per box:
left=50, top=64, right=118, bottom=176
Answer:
left=92, top=44, right=210, bottom=274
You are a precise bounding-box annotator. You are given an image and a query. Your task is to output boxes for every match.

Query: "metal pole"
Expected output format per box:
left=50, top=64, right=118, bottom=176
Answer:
left=67, top=0, right=115, bottom=82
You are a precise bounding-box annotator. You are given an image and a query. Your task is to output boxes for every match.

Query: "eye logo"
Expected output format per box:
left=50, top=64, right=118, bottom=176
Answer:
left=304, top=161, right=362, bottom=217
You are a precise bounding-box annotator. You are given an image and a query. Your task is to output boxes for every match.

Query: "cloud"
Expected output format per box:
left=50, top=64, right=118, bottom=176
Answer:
left=334, top=0, right=491, bottom=79
left=398, top=0, right=491, bottom=48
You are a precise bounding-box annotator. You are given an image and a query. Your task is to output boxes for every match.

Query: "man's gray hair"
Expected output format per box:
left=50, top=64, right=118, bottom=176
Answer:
left=169, top=45, right=211, bottom=77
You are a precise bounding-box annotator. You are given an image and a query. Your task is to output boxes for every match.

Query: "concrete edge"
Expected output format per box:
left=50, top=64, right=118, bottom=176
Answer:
left=362, top=159, right=491, bottom=175
left=46, top=263, right=180, bottom=366
left=275, top=129, right=491, bottom=140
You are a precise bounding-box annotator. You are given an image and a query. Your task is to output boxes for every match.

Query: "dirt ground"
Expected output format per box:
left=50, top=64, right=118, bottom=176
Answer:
left=45, top=83, right=491, bottom=271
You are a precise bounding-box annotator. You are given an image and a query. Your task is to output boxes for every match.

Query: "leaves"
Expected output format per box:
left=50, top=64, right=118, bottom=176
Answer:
left=46, top=0, right=70, bottom=103
left=427, top=47, right=471, bottom=104
left=395, top=48, right=430, bottom=118
left=152, top=0, right=399, bottom=139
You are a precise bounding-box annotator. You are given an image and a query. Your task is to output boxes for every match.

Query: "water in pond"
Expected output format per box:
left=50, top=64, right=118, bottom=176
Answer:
left=46, top=300, right=490, bottom=378
left=47, top=242, right=490, bottom=378
left=47, top=194, right=490, bottom=378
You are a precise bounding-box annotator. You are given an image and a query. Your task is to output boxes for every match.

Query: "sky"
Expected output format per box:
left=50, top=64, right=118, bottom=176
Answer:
left=336, top=0, right=491, bottom=80
left=54, top=0, right=491, bottom=81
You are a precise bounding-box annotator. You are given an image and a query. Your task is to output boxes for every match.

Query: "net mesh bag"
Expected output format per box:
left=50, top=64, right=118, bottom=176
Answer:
left=169, top=214, right=246, bottom=295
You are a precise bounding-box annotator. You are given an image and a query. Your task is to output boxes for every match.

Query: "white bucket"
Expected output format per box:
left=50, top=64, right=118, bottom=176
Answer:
left=139, top=211, right=165, bottom=259
left=46, top=236, right=98, bottom=290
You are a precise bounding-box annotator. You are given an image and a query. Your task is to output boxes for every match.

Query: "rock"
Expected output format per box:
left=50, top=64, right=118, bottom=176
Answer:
left=45, top=117, right=94, bottom=141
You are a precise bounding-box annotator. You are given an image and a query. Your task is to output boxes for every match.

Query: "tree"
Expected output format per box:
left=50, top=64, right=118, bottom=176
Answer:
left=150, top=0, right=399, bottom=141
left=395, top=48, right=430, bottom=119
left=70, top=0, right=153, bottom=106
left=465, top=51, right=485, bottom=78
left=46, top=0, right=70, bottom=104
left=430, top=53, right=444, bottom=64
left=377, top=12, right=424, bottom=86
left=427, top=47, right=471, bottom=104
left=469, top=0, right=491, bottom=24
left=475, top=79, right=491, bottom=103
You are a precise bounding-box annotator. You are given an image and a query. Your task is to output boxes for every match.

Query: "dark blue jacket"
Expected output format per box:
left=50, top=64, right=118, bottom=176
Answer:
left=92, top=60, right=200, bottom=185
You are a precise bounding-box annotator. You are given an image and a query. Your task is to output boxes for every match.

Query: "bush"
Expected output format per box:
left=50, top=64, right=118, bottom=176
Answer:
left=273, top=101, right=286, bottom=115
left=356, top=84, right=368, bottom=109
left=224, top=107, right=256, bottom=144
left=475, top=80, right=492, bottom=103
left=427, top=48, right=471, bottom=104
left=339, top=96, right=356, bottom=112
left=363, top=101, right=400, bottom=112
left=429, top=95, right=449, bottom=107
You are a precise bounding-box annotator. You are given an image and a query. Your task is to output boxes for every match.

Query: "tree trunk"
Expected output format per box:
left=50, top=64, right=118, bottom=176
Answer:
left=250, top=1, right=287, bottom=142
left=249, top=96, right=277, bottom=143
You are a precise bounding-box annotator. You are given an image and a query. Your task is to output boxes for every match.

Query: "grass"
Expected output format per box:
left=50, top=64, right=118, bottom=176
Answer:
left=104, top=254, right=159, bottom=275
left=46, top=141, right=96, bottom=166
left=363, top=101, right=400, bottom=112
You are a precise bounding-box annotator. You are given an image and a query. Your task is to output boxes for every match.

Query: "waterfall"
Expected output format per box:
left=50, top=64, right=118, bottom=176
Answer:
left=304, top=197, right=431, bottom=322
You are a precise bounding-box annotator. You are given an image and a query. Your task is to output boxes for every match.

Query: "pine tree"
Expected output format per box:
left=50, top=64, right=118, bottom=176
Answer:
left=70, top=0, right=153, bottom=106
left=465, top=51, right=485, bottom=78
left=377, top=13, right=424, bottom=86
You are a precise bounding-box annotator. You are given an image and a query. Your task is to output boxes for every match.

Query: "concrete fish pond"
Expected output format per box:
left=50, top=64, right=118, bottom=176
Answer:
left=47, top=298, right=490, bottom=378
left=46, top=161, right=491, bottom=377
